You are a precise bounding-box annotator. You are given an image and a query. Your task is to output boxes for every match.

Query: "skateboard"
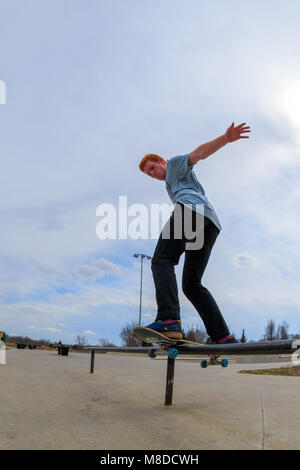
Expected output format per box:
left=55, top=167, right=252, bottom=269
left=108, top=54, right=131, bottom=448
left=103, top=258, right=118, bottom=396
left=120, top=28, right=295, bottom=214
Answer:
left=132, top=326, right=229, bottom=367
left=133, top=326, right=201, bottom=359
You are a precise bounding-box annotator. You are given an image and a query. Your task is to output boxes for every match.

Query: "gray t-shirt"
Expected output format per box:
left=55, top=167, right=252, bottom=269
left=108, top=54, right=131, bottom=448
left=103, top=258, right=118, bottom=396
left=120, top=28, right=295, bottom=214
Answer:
left=165, top=154, right=222, bottom=231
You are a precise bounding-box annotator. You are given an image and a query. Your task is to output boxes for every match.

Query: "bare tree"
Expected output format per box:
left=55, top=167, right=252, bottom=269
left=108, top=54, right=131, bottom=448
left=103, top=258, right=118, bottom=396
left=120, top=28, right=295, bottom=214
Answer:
left=185, top=326, right=207, bottom=344
left=262, top=319, right=276, bottom=341
left=74, top=335, right=88, bottom=348
left=276, top=321, right=289, bottom=340
left=120, top=321, right=140, bottom=346
left=6, top=335, right=43, bottom=346
left=98, top=338, right=116, bottom=347
left=240, top=329, right=247, bottom=343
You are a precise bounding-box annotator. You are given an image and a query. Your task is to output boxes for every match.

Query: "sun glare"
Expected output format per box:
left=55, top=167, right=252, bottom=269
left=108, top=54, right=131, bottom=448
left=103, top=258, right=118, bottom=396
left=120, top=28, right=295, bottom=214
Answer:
left=280, top=80, right=300, bottom=133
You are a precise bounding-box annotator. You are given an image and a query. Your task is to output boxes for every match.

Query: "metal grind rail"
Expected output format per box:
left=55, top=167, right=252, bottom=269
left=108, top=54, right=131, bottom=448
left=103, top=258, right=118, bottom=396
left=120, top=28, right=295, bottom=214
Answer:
left=84, top=340, right=300, bottom=406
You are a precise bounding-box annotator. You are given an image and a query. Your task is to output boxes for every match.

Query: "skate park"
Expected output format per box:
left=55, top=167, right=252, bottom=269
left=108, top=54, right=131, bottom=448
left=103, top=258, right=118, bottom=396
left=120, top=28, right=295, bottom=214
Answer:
left=2, top=0, right=300, bottom=455
left=1, top=346, right=300, bottom=450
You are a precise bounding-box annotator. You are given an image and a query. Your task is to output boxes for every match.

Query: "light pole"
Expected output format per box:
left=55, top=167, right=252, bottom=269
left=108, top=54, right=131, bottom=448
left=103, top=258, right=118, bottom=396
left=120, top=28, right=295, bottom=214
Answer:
left=133, top=253, right=152, bottom=326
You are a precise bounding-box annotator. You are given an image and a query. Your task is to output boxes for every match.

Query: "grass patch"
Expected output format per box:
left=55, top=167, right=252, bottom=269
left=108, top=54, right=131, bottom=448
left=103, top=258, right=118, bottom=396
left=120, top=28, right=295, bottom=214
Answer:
left=239, top=365, right=300, bottom=377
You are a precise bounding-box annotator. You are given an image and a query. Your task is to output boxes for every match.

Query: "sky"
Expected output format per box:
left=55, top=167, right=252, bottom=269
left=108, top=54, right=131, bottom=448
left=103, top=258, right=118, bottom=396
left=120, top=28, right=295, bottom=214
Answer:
left=1, top=0, right=300, bottom=345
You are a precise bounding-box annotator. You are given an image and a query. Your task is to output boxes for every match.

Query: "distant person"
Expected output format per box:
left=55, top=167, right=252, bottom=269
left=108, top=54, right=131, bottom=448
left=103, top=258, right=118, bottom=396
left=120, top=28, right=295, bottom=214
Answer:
left=138, top=122, right=250, bottom=344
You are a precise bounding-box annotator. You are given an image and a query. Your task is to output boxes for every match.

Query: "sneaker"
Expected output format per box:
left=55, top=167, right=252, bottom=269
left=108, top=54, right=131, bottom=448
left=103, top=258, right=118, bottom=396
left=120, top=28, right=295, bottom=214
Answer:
left=145, top=320, right=183, bottom=340
left=222, top=335, right=240, bottom=344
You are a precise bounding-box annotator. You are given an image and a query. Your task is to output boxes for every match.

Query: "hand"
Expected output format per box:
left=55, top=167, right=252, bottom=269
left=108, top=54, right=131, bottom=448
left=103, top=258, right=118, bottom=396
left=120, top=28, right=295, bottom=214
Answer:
left=224, top=122, right=251, bottom=143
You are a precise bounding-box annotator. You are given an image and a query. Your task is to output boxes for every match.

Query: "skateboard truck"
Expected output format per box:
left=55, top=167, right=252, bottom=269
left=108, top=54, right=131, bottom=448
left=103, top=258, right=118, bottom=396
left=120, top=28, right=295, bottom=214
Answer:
left=148, top=347, right=179, bottom=359
left=200, top=356, right=229, bottom=368
left=148, top=347, right=229, bottom=366
left=148, top=348, right=157, bottom=359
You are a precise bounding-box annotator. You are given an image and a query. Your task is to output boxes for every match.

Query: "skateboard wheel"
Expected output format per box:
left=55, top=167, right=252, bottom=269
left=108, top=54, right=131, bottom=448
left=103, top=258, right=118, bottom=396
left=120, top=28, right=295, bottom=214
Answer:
left=200, top=360, right=208, bottom=368
left=148, top=349, right=157, bottom=359
left=168, top=348, right=178, bottom=359
left=221, top=359, right=229, bottom=368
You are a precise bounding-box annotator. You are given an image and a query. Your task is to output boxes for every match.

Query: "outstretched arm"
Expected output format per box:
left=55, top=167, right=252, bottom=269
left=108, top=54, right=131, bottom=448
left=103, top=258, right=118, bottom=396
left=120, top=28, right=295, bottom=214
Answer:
left=188, top=122, right=251, bottom=165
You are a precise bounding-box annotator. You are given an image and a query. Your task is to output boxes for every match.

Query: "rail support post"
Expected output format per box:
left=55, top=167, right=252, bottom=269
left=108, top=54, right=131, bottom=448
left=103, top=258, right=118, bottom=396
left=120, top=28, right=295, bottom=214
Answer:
left=165, top=356, right=175, bottom=406
left=90, top=349, right=95, bottom=374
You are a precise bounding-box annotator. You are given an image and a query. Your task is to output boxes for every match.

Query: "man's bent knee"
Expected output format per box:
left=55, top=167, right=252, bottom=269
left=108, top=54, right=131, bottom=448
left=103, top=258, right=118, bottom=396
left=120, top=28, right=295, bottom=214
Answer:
left=182, top=280, right=205, bottom=297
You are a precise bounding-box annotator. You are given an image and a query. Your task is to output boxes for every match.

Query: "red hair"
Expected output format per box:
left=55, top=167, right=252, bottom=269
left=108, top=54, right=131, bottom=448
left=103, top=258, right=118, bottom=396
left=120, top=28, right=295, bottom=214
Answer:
left=139, top=154, right=167, bottom=173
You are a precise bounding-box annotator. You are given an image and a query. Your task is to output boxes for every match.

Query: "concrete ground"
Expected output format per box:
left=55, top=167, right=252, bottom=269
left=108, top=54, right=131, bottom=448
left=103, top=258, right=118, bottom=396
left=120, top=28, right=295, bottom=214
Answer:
left=1, top=348, right=300, bottom=450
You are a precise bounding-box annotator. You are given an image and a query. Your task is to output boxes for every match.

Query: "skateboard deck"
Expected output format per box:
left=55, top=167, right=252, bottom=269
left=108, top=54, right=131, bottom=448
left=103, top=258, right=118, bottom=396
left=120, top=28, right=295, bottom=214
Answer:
left=132, top=326, right=201, bottom=347
left=132, top=326, right=229, bottom=365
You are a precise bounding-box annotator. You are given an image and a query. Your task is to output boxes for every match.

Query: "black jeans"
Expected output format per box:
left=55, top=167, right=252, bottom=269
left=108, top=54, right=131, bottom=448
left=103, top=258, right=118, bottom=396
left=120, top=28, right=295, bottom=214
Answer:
left=151, top=203, right=230, bottom=342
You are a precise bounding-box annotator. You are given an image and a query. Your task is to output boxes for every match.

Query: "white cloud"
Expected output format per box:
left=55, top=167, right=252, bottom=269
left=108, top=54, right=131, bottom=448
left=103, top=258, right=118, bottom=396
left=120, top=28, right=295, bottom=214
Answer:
left=233, top=253, right=261, bottom=269
left=75, top=258, right=122, bottom=280
left=41, top=327, right=62, bottom=332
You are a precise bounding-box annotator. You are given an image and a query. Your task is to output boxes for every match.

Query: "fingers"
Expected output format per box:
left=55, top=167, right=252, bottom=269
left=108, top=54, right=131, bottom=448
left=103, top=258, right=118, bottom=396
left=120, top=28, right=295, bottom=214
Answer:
left=239, top=129, right=251, bottom=139
left=230, top=122, right=251, bottom=133
left=237, top=122, right=250, bottom=130
left=226, top=122, right=251, bottom=142
left=237, top=122, right=251, bottom=137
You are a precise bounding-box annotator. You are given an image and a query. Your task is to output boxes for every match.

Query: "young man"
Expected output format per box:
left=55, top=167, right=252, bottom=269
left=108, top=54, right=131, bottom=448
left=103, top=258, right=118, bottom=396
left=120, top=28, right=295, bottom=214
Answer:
left=139, top=122, right=250, bottom=344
